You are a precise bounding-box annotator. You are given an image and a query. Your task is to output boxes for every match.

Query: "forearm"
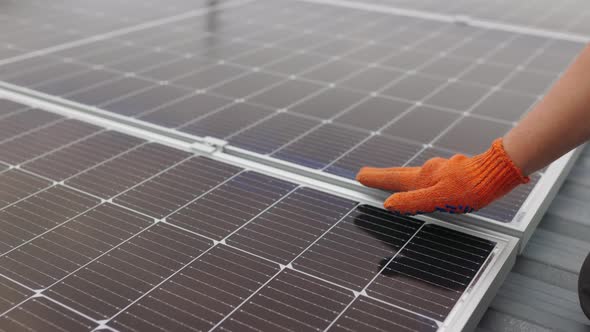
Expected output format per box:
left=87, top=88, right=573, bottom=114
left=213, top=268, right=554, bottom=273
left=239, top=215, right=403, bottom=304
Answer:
left=504, top=44, right=590, bottom=175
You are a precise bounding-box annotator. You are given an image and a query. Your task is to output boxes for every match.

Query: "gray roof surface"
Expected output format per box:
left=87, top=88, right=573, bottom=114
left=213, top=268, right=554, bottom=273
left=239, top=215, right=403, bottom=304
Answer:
left=478, top=144, right=590, bottom=332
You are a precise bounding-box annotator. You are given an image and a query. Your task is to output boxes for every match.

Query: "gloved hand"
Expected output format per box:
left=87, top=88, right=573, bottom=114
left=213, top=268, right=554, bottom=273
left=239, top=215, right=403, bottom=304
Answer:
left=356, top=138, right=530, bottom=215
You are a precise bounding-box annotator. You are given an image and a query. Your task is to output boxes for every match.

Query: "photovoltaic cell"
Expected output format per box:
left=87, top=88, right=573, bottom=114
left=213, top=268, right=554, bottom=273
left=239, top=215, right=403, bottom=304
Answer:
left=212, top=72, right=284, bottom=100
left=0, top=185, right=99, bottom=255
left=289, top=88, right=365, bottom=119
left=109, top=245, right=280, bottom=332
left=424, top=81, right=491, bottom=111
left=334, top=97, right=412, bottom=131
left=114, top=157, right=241, bottom=218
left=329, top=296, right=438, bottom=332
left=383, top=106, right=460, bottom=143
left=341, top=67, right=404, bottom=93
left=0, top=120, right=101, bottom=165
left=293, top=205, right=423, bottom=290
left=472, top=89, right=538, bottom=122
left=0, top=100, right=30, bottom=118
left=325, top=135, right=423, bottom=179
left=168, top=171, right=297, bottom=240
left=407, top=147, right=456, bottom=167
left=0, top=203, right=152, bottom=289
left=0, top=109, right=63, bottom=143
left=65, top=143, right=191, bottom=199
left=227, top=187, right=357, bottom=264
left=0, top=170, right=51, bottom=209
left=23, top=131, right=144, bottom=181
left=272, top=124, right=369, bottom=169
left=138, top=93, right=234, bottom=128
left=67, top=76, right=154, bottom=107
left=172, top=64, right=248, bottom=90
left=180, top=102, right=274, bottom=139
left=6, top=62, right=89, bottom=87
left=139, top=56, right=216, bottom=81
left=0, top=297, right=96, bottom=332
left=0, top=276, right=32, bottom=313
left=101, top=84, right=193, bottom=117
left=249, top=79, right=323, bottom=109
left=367, top=224, right=495, bottom=320
left=34, top=69, right=120, bottom=97
left=228, top=112, right=319, bottom=155
left=215, top=269, right=354, bottom=332
left=46, top=223, right=213, bottom=319
left=434, top=117, right=512, bottom=155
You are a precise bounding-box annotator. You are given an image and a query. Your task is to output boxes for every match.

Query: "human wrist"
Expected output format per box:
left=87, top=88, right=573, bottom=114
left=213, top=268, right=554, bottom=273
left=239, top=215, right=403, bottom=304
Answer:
left=502, top=133, right=535, bottom=176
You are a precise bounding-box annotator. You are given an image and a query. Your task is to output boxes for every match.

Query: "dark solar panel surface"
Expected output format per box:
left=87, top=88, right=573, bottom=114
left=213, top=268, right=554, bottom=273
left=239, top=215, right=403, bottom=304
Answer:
left=0, top=102, right=497, bottom=331
left=0, top=0, right=579, bottom=223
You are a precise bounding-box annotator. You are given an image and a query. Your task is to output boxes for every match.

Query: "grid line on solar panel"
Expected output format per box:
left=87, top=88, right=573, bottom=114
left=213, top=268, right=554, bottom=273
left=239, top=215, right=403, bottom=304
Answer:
left=3, top=1, right=568, bottom=149
left=4, top=3, right=460, bottom=134
left=213, top=268, right=355, bottom=332
left=215, top=20, right=512, bottom=170
left=227, top=187, right=358, bottom=264
left=0, top=185, right=100, bottom=256
left=0, top=108, right=64, bottom=144
left=45, top=223, right=214, bottom=319
left=0, top=99, right=31, bottom=118
left=0, top=276, right=33, bottom=314
left=0, top=203, right=154, bottom=289
left=138, top=92, right=236, bottom=129
left=0, top=295, right=97, bottom=331
left=0, top=119, right=102, bottom=166
left=0, top=170, right=52, bottom=210
left=426, top=40, right=555, bottom=158
left=100, top=83, right=195, bottom=117
left=325, top=134, right=424, bottom=179
left=327, top=295, right=438, bottom=332
left=272, top=124, right=370, bottom=169
left=113, top=157, right=242, bottom=218
left=22, top=131, right=145, bottom=181
left=292, top=205, right=423, bottom=291
left=179, top=101, right=275, bottom=139
left=107, top=244, right=280, bottom=331
left=167, top=171, right=298, bottom=240
left=366, top=224, right=495, bottom=320
left=65, top=143, right=192, bottom=199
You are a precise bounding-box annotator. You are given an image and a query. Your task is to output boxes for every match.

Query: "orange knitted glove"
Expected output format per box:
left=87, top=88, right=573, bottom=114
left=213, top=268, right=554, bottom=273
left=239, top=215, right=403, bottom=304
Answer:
left=356, top=138, right=530, bottom=215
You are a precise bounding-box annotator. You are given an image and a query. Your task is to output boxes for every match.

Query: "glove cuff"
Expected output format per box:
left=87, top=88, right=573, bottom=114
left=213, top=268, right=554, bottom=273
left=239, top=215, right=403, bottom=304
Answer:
left=467, top=138, right=530, bottom=203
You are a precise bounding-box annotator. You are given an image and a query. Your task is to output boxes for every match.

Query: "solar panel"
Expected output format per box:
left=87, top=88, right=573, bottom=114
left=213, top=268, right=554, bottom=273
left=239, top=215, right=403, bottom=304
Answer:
left=0, top=101, right=514, bottom=331
left=0, top=0, right=583, bottom=330
left=0, top=0, right=224, bottom=62
left=0, top=0, right=582, bottom=226
left=343, top=0, right=590, bottom=37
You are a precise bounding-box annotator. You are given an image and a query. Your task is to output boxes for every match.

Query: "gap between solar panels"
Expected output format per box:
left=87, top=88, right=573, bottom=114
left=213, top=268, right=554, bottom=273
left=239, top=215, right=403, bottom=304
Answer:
left=0, top=94, right=518, bottom=332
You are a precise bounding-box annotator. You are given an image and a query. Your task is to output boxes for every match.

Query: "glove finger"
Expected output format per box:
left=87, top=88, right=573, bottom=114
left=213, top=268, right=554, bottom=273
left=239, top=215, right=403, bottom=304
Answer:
left=383, top=182, right=477, bottom=215
left=356, top=166, right=422, bottom=192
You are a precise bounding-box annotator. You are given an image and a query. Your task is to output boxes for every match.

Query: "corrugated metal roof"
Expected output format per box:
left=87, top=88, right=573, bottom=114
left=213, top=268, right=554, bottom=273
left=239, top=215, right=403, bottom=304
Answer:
left=478, top=144, right=590, bottom=332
